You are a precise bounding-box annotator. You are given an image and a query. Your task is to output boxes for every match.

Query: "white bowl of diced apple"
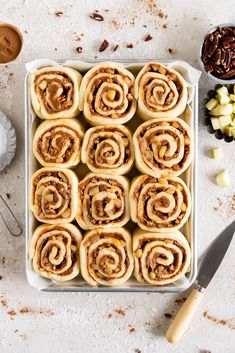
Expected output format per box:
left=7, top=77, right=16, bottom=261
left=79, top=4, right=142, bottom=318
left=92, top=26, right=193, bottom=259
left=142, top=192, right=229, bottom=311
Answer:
left=205, top=84, right=235, bottom=141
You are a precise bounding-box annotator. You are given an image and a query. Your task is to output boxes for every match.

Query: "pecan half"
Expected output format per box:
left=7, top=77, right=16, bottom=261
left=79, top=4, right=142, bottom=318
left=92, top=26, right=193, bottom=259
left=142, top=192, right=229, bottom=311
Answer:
left=220, top=68, right=235, bottom=78
left=213, top=48, right=221, bottom=65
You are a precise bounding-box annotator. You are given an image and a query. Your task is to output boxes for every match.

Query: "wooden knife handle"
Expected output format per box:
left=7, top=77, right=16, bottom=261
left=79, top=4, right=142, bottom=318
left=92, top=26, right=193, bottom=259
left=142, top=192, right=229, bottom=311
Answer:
left=166, top=284, right=204, bottom=344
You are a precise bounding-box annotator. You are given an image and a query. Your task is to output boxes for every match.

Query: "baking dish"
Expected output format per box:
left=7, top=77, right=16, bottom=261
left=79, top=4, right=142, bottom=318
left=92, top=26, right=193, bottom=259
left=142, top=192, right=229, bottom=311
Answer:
left=24, top=59, right=200, bottom=292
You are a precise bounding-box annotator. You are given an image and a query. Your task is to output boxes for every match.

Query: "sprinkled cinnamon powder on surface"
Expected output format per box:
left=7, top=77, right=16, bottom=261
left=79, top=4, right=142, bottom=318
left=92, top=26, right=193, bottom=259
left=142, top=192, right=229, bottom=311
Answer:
left=203, top=311, right=235, bottom=330
left=128, top=325, right=136, bottom=333
left=7, top=310, right=16, bottom=319
left=213, top=195, right=235, bottom=216
left=137, top=0, right=167, bottom=19
left=115, top=308, right=125, bottom=316
left=19, top=306, right=55, bottom=316
left=0, top=299, right=7, bottom=307
left=175, top=297, right=186, bottom=305
left=110, top=17, right=122, bottom=30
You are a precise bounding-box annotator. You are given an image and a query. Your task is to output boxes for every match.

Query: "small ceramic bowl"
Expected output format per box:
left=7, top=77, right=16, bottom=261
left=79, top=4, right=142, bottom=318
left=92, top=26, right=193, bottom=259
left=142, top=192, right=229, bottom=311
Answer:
left=198, top=23, right=235, bottom=84
left=0, top=23, right=23, bottom=64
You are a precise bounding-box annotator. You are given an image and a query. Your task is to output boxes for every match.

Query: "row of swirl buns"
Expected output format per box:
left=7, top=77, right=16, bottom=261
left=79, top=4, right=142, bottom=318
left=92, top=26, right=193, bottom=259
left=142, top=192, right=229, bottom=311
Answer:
left=30, top=224, right=190, bottom=286
left=30, top=62, right=188, bottom=123
left=30, top=169, right=191, bottom=232
left=32, top=117, right=192, bottom=177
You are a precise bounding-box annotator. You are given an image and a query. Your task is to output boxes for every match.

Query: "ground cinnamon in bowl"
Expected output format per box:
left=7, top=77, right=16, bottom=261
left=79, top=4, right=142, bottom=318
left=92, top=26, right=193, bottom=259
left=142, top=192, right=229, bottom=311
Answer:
left=0, top=23, right=23, bottom=64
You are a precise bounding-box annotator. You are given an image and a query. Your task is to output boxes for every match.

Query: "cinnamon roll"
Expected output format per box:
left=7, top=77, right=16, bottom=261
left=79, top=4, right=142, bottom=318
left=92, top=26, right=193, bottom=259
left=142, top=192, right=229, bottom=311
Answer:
left=76, top=173, right=130, bottom=230
left=30, top=66, right=82, bottom=119
left=31, top=167, right=78, bottom=224
left=79, top=62, right=136, bottom=125
left=134, top=62, right=187, bottom=119
left=133, top=118, right=193, bottom=177
left=133, top=229, right=191, bottom=285
left=80, top=228, right=134, bottom=286
left=30, top=223, right=82, bottom=282
left=129, top=175, right=191, bottom=232
left=33, top=118, right=84, bottom=168
left=81, top=125, right=134, bottom=175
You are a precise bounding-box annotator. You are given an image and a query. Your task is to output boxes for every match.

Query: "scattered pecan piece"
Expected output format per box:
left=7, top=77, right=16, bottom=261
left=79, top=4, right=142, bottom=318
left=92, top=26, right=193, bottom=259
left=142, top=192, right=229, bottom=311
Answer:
left=55, top=11, right=63, bottom=17
left=144, top=34, right=153, bottom=42
left=76, top=47, right=83, bottom=53
left=99, top=39, right=109, bottom=52
left=127, top=43, right=133, bottom=48
left=89, top=13, right=104, bottom=21
left=168, top=48, right=176, bottom=55
left=112, top=44, right=119, bottom=52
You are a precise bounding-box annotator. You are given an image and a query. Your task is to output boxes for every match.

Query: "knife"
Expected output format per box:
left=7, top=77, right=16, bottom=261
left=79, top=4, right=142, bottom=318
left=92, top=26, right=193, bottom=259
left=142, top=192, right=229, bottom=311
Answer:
left=166, top=220, right=235, bottom=343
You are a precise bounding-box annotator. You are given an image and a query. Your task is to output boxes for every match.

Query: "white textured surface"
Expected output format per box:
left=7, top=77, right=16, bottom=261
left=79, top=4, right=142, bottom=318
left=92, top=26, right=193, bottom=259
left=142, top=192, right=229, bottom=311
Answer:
left=0, top=1, right=235, bottom=352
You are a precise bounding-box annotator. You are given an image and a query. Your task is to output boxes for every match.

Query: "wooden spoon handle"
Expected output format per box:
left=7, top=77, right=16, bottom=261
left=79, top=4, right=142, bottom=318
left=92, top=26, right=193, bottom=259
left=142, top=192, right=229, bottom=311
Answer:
left=166, top=285, right=204, bottom=344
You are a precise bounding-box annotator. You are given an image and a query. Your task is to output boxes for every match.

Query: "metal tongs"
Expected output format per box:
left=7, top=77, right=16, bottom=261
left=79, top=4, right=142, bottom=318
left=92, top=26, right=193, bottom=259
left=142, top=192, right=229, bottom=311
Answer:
left=0, top=195, right=22, bottom=237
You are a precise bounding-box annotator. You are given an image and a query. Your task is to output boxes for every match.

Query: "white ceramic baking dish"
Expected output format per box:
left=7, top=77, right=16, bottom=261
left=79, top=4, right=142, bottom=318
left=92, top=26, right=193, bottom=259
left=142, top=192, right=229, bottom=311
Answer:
left=24, top=59, right=200, bottom=292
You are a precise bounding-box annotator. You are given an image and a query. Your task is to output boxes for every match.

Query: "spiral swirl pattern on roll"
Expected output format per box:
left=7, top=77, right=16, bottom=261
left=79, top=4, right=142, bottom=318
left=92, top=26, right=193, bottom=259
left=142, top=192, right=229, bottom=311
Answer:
left=30, top=66, right=82, bottom=119
left=31, top=167, right=78, bottom=224
left=30, top=223, right=82, bottom=282
left=133, top=118, right=193, bottom=177
left=130, top=175, right=191, bottom=232
left=80, top=228, right=134, bottom=286
left=134, top=62, right=187, bottom=119
left=79, top=62, right=136, bottom=125
left=33, top=118, right=84, bottom=168
left=133, top=229, right=191, bottom=285
left=81, top=125, right=134, bottom=175
left=76, top=173, right=130, bottom=230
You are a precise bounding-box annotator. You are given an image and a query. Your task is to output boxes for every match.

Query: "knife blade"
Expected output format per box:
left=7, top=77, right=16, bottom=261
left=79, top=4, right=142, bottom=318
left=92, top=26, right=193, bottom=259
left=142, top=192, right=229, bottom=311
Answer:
left=166, top=219, right=235, bottom=344
left=197, top=219, right=235, bottom=289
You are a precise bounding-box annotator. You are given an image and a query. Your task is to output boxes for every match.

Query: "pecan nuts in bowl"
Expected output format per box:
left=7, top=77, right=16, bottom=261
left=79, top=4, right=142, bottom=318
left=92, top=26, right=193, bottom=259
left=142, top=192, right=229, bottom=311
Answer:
left=199, top=23, right=235, bottom=84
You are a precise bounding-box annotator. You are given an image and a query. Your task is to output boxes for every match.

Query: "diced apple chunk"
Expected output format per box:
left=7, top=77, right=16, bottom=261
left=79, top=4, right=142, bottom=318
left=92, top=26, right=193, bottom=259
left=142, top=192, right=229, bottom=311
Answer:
left=216, top=86, right=228, bottom=95
left=229, top=94, right=235, bottom=102
left=218, top=94, right=230, bottom=105
left=210, top=104, right=233, bottom=116
left=206, top=98, right=218, bottom=111
left=219, top=115, right=232, bottom=128
left=209, top=105, right=222, bottom=116
left=232, top=103, right=235, bottom=114
left=220, top=104, right=233, bottom=115
left=224, top=125, right=234, bottom=137
left=232, top=129, right=235, bottom=138
left=211, top=148, right=223, bottom=159
left=215, top=170, right=230, bottom=188
left=210, top=117, right=220, bottom=130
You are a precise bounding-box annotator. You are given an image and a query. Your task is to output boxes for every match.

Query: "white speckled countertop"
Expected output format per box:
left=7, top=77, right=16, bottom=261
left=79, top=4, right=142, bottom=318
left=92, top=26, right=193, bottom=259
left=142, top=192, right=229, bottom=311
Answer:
left=0, top=1, right=235, bottom=352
